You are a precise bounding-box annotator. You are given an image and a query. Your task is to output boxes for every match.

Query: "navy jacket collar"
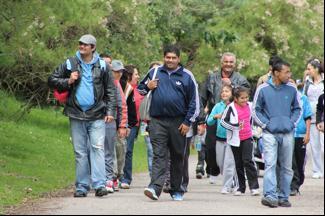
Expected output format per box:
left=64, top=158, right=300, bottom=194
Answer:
left=160, top=65, right=184, bottom=76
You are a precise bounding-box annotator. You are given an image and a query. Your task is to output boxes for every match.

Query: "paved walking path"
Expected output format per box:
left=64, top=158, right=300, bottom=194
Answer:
left=18, top=155, right=324, bottom=215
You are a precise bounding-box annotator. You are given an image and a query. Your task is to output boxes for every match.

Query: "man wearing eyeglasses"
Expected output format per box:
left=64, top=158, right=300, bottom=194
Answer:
left=48, top=34, right=116, bottom=198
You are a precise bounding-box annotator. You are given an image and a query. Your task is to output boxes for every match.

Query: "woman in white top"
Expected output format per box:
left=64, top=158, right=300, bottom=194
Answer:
left=304, top=58, right=324, bottom=179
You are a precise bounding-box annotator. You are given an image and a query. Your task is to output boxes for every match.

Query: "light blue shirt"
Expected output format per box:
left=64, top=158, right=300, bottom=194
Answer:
left=67, top=51, right=99, bottom=111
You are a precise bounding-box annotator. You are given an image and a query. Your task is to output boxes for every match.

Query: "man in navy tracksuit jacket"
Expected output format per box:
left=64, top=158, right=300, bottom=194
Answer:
left=138, top=45, right=199, bottom=201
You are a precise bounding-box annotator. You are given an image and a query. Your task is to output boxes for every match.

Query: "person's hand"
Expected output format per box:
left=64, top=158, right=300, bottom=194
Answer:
left=197, top=124, right=206, bottom=136
left=147, top=79, right=159, bottom=90
left=222, top=78, right=232, bottom=85
left=126, top=128, right=131, bottom=137
left=118, top=127, right=127, bottom=138
left=303, top=133, right=310, bottom=145
left=104, top=116, right=114, bottom=123
left=68, top=71, right=79, bottom=85
left=317, top=122, right=324, bottom=132
left=239, top=120, right=244, bottom=130
left=213, top=114, right=222, bottom=120
left=179, top=124, right=190, bottom=136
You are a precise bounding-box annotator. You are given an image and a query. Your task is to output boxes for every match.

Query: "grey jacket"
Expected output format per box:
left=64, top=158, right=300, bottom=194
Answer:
left=200, top=70, right=250, bottom=112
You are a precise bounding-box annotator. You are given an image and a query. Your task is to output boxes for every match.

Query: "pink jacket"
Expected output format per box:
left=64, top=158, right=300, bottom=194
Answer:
left=115, top=80, right=128, bottom=128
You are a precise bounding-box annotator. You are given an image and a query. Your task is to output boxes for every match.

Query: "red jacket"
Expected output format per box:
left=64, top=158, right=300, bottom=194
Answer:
left=114, top=80, right=128, bottom=128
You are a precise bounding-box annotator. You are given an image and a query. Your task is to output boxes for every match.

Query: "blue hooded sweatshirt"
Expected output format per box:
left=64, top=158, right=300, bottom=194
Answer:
left=253, top=78, right=302, bottom=134
left=294, top=92, right=313, bottom=137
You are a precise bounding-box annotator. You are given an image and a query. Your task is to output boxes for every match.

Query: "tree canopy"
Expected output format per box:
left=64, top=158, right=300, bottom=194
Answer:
left=0, top=0, right=323, bottom=105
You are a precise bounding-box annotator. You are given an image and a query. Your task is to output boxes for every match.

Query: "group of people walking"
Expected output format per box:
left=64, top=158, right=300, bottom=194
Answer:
left=48, top=34, right=324, bottom=208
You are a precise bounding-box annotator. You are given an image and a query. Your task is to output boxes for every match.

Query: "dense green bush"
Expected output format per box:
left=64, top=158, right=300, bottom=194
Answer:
left=0, top=0, right=323, bottom=105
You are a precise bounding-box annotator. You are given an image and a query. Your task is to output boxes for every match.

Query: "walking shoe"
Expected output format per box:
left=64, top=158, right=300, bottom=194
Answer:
left=120, top=182, right=130, bottom=189
left=171, top=192, right=184, bottom=201
left=209, top=175, right=218, bottom=184
left=163, top=183, right=171, bottom=193
left=196, top=172, right=203, bottom=179
left=105, top=181, right=114, bottom=193
left=251, top=189, right=260, bottom=196
left=144, top=188, right=158, bottom=201
left=261, top=197, right=278, bottom=208
left=278, top=200, right=292, bottom=207
left=290, top=189, right=299, bottom=196
left=113, top=179, right=119, bottom=191
left=233, top=191, right=244, bottom=196
left=73, top=191, right=87, bottom=198
left=221, top=187, right=230, bottom=195
left=312, top=173, right=323, bottom=179
left=95, top=187, right=109, bottom=197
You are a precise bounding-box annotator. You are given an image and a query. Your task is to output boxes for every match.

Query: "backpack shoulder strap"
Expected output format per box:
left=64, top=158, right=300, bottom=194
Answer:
left=99, top=59, right=107, bottom=71
left=67, top=56, right=80, bottom=72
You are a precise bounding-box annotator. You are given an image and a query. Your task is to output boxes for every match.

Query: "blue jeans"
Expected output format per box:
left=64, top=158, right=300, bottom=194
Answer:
left=121, top=126, right=139, bottom=184
left=104, top=121, right=117, bottom=182
left=70, top=118, right=106, bottom=192
left=144, top=135, right=153, bottom=177
left=262, top=132, right=294, bottom=201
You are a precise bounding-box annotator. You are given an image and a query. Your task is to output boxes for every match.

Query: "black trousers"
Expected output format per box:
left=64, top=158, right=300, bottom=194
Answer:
left=165, top=137, right=191, bottom=192
left=196, top=143, right=209, bottom=175
left=291, top=137, right=307, bottom=191
left=231, top=138, right=259, bottom=193
left=149, top=117, right=187, bottom=196
left=205, top=124, right=220, bottom=176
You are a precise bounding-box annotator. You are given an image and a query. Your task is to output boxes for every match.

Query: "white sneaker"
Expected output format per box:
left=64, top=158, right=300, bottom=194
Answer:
left=251, top=189, right=260, bottom=196
left=221, top=187, right=230, bottom=194
left=120, top=182, right=130, bottom=189
left=233, top=191, right=244, bottom=196
left=209, top=175, right=218, bottom=184
left=312, top=173, right=323, bottom=179
left=144, top=188, right=158, bottom=200
left=105, top=181, right=114, bottom=193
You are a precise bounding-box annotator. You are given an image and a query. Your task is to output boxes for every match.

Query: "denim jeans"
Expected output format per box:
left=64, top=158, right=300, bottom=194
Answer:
left=262, top=132, right=294, bottom=201
left=122, top=126, right=139, bottom=184
left=144, top=135, right=153, bottom=177
left=70, top=118, right=106, bottom=192
left=104, top=121, right=117, bottom=182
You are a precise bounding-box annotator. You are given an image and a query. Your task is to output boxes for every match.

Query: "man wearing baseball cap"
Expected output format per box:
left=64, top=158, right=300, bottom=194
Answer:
left=48, top=34, right=117, bottom=198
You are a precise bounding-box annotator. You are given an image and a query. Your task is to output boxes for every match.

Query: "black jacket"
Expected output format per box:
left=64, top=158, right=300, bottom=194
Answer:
left=48, top=56, right=116, bottom=121
left=316, top=93, right=324, bottom=124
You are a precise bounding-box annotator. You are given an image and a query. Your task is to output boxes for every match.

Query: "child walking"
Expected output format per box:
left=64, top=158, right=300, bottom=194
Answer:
left=207, top=84, right=238, bottom=194
left=221, top=87, right=260, bottom=196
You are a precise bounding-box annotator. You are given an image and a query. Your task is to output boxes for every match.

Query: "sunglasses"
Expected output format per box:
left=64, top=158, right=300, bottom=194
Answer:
left=79, top=42, right=91, bottom=46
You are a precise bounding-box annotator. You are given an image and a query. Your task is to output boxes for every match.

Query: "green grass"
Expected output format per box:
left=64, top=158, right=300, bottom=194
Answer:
left=0, top=91, right=148, bottom=214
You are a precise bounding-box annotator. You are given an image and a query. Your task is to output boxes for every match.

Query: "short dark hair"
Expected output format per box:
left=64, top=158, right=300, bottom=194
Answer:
left=272, top=59, right=290, bottom=74
left=269, top=55, right=282, bottom=66
left=163, top=44, right=180, bottom=57
left=100, top=53, right=112, bottom=58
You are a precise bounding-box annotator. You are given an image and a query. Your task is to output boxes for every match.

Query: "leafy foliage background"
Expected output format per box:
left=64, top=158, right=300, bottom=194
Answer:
left=0, top=0, right=323, bottom=105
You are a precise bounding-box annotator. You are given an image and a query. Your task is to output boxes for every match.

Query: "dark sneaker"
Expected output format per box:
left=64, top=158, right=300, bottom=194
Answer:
left=261, top=197, right=278, bottom=208
left=196, top=172, right=203, bottom=179
left=95, top=187, right=109, bottom=197
left=279, top=200, right=292, bottom=207
left=290, top=189, right=299, bottom=196
left=144, top=188, right=158, bottom=200
left=74, top=191, right=87, bottom=198
left=163, top=183, right=171, bottom=193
